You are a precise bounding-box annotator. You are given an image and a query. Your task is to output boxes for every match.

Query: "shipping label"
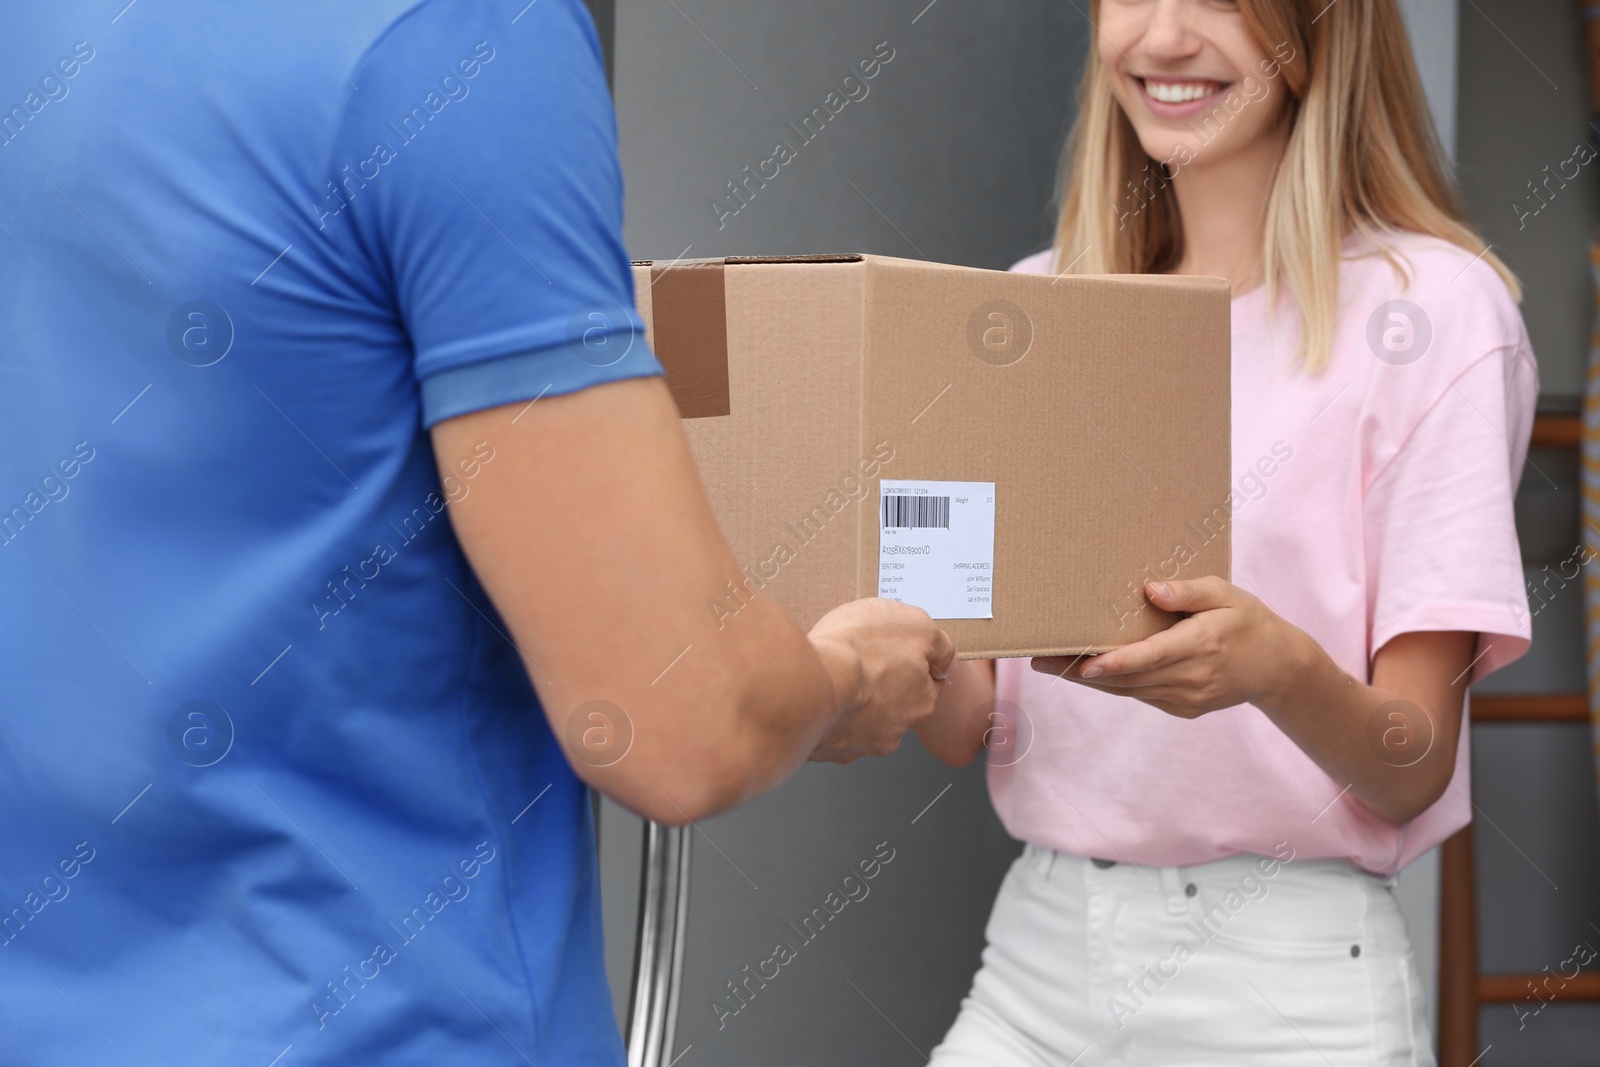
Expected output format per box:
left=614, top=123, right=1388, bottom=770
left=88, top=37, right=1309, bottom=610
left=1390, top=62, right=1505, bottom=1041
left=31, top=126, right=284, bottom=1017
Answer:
left=877, top=480, right=995, bottom=619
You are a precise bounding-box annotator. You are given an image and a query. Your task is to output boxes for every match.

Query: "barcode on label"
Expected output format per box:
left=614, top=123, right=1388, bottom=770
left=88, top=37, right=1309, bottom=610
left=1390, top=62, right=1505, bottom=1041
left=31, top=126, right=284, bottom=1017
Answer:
left=882, top=495, right=950, bottom=530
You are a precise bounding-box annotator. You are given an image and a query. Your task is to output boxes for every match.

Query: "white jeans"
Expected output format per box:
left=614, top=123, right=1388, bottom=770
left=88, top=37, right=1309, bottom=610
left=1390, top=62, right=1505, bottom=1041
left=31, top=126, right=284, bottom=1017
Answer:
left=931, top=845, right=1433, bottom=1067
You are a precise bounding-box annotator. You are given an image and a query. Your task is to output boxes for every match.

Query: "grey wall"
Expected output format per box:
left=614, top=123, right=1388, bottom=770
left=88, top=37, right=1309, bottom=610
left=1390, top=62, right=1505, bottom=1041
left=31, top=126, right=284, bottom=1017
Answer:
left=1399, top=0, right=1460, bottom=160
left=1457, top=2, right=1600, bottom=1063
left=1458, top=0, right=1596, bottom=404
left=612, top=1, right=1079, bottom=267
left=603, top=2, right=1087, bottom=1064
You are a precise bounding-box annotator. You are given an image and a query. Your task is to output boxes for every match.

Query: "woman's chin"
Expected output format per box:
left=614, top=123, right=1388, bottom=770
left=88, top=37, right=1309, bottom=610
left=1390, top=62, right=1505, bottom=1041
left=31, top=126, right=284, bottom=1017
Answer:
left=1132, top=135, right=1196, bottom=167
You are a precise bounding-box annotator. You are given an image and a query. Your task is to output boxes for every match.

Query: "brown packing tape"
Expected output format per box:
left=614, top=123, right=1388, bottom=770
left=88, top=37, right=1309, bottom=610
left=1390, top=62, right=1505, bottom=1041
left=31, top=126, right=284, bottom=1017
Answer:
left=649, top=263, right=732, bottom=419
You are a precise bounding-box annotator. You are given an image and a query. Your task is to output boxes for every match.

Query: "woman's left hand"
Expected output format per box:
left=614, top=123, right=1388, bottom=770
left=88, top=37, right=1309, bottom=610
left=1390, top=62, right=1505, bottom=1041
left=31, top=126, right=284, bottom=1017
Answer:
left=1032, top=577, right=1306, bottom=718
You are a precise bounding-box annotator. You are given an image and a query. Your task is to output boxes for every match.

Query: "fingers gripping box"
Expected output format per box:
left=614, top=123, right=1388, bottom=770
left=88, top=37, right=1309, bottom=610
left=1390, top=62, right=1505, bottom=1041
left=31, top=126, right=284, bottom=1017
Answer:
left=632, top=254, right=1231, bottom=659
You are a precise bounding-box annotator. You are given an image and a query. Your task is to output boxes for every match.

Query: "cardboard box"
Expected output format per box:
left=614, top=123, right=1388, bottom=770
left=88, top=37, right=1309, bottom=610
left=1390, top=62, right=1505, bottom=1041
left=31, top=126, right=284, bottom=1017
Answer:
left=633, top=254, right=1230, bottom=659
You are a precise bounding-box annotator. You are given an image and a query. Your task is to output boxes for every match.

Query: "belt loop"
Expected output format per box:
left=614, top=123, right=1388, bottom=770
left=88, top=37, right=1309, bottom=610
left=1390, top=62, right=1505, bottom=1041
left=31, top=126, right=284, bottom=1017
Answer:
left=1045, top=849, right=1058, bottom=884
left=1160, top=865, right=1188, bottom=915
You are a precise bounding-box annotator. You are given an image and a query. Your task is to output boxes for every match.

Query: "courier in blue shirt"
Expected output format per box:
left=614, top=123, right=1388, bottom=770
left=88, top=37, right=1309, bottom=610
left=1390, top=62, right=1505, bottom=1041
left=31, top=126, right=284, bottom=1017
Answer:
left=0, top=2, right=952, bottom=1063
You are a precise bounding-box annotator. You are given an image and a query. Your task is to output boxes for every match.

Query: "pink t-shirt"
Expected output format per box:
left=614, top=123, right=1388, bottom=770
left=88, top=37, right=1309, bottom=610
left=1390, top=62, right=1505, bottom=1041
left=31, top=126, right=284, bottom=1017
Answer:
left=992, top=233, right=1538, bottom=876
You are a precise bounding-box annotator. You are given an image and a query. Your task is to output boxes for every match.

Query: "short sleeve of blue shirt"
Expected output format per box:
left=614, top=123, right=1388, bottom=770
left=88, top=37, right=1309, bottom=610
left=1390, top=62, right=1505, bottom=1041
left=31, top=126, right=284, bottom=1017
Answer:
left=328, top=0, right=661, bottom=426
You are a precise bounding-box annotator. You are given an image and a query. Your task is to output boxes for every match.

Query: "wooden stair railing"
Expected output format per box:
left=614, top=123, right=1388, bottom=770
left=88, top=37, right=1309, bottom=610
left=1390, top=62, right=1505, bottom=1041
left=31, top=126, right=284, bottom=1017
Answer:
left=1437, top=413, right=1599, bottom=1066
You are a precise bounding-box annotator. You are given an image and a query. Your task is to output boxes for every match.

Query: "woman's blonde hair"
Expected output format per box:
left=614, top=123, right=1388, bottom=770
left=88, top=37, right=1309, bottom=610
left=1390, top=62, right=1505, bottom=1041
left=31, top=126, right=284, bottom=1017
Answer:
left=1052, top=0, right=1519, bottom=371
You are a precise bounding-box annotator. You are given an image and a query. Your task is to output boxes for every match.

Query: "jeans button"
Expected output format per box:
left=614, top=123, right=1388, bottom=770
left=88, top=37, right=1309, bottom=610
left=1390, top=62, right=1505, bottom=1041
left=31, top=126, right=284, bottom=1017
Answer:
left=1091, top=858, right=1116, bottom=869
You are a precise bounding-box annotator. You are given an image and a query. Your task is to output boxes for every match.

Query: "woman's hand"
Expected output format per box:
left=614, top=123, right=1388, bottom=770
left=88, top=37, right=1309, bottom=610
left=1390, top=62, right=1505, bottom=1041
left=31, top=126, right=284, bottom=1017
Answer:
left=1032, top=577, right=1305, bottom=717
left=1033, top=576, right=1477, bottom=826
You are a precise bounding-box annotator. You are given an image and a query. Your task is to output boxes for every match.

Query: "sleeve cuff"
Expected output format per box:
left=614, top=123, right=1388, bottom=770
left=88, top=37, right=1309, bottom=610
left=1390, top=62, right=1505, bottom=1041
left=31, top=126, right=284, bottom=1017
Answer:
left=1370, top=602, right=1532, bottom=684
left=419, top=337, right=664, bottom=429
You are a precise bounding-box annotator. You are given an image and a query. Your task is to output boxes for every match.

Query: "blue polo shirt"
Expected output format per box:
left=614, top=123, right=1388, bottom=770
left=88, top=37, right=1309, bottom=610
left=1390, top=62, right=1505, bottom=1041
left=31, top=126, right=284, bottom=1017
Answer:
left=0, top=1, right=659, bottom=1063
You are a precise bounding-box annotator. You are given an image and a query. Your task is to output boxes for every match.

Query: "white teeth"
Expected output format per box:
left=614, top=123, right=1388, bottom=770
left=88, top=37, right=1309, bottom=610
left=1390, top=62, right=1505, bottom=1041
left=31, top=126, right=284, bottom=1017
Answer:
left=1144, top=80, right=1218, bottom=104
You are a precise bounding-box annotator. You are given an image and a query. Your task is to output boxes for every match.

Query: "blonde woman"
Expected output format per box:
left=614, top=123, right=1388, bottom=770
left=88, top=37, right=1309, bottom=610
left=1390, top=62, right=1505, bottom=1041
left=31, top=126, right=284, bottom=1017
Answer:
left=916, top=1, right=1536, bottom=1062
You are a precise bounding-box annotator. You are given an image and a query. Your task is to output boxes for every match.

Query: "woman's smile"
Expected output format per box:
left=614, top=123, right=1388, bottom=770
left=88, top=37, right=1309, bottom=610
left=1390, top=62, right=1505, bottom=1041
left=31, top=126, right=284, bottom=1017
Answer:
left=1133, top=75, right=1232, bottom=118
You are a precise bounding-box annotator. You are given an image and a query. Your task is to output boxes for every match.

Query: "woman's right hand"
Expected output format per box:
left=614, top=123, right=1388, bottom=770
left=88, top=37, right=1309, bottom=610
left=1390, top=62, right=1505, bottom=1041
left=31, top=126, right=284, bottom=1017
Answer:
left=806, top=599, right=956, bottom=763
